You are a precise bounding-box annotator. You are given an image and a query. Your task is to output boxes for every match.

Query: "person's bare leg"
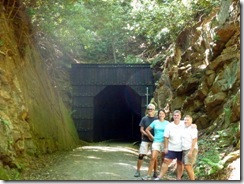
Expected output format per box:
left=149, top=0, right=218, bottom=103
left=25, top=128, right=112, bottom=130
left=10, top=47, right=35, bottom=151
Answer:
left=176, top=160, right=184, bottom=180
left=157, top=158, right=172, bottom=179
left=147, top=151, right=158, bottom=176
left=136, top=158, right=143, bottom=171
left=153, top=156, right=158, bottom=174
left=134, top=154, right=144, bottom=177
left=160, top=152, right=165, bottom=171
left=184, top=165, right=195, bottom=180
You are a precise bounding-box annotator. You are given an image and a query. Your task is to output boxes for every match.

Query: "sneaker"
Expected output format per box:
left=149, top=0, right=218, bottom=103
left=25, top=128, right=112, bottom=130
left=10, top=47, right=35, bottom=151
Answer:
left=134, top=171, right=140, bottom=177
left=142, top=176, right=151, bottom=180
left=154, top=177, right=162, bottom=180
left=153, top=172, right=158, bottom=178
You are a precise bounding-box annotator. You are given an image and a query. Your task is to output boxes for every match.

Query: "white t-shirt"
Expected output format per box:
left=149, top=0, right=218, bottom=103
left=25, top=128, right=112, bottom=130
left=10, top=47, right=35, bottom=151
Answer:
left=182, top=125, right=198, bottom=150
left=164, top=120, right=185, bottom=151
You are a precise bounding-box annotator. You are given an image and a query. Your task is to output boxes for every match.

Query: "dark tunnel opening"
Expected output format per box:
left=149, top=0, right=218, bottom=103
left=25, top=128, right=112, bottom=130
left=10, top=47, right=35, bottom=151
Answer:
left=94, top=85, right=142, bottom=142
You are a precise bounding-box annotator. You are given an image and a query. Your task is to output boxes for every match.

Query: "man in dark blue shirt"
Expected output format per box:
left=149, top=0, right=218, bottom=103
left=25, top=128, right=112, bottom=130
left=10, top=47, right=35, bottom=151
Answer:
left=134, top=104, right=158, bottom=178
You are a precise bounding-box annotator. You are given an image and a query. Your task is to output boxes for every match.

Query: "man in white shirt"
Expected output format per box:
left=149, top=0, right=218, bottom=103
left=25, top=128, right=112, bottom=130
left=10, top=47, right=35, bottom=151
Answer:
left=155, top=110, right=185, bottom=180
left=182, top=115, right=198, bottom=180
left=155, top=110, right=197, bottom=180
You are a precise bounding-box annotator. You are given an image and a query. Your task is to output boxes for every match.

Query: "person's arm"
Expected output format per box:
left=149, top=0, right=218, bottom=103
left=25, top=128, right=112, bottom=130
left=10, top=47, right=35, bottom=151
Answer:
left=188, top=128, right=198, bottom=157
left=145, top=126, right=153, bottom=141
left=187, top=138, right=197, bottom=157
left=163, top=123, right=170, bottom=153
left=140, top=126, right=147, bottom=137
left=191, top=124, right=197, bottom=128
left=164, top=137, right=169, bottom=154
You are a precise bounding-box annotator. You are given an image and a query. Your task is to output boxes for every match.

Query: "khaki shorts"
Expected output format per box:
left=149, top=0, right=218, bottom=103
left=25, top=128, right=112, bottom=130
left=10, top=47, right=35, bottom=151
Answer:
left=182, top=149, right=198, bottom=165
left=139, top=141, right=152, bottom=155
left=152, top=142, right=164, bottom=152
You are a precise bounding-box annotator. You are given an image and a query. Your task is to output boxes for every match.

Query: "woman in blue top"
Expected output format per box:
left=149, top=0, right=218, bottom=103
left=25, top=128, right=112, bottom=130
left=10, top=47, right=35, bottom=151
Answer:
left=142, top=109, right=170, bottom=180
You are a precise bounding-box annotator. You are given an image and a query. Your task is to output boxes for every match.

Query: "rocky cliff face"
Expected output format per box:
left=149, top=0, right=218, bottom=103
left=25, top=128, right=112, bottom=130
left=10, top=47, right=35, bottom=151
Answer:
left=0, top=0, right=79, bottom=178
left=153, top=0, right=240, bottom=130
left=152, top=0, right=240, bottom=178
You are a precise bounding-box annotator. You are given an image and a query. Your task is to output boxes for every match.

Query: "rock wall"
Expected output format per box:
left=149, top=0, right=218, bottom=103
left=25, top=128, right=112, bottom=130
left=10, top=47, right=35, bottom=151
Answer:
left=152, top=1, right=240, bottom=178
left=153, top=0, right=240, bottom=139
left=0, top=0, right=79, bottom=175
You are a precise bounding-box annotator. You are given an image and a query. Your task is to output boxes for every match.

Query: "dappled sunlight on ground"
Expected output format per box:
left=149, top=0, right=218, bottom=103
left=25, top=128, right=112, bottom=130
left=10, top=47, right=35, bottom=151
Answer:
left=20, top=141, right=144, bottom=180
left=79, top=145, right=138, bottom=154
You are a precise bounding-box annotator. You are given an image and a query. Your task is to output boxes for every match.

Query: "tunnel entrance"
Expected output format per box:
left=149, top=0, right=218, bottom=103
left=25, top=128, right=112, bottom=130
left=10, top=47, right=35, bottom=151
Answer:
left=71, top=64, right=155, bottom=142
left=94, top=85, right=141, bottom=142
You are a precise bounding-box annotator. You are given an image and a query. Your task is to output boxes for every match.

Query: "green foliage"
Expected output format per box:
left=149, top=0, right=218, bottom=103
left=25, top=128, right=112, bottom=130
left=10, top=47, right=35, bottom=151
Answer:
left=0, top=167, right=22, bottom=180
left=231, top=91, right=239, bottom=105
left=195, top=139, right=224, bottom=179
left=213, top=34, right=221, bottom=41
left=129, top=0, right=181, bottom=47
left=217, top=124, right=240, bottom=147
left=0, top=168, right=10, bottom=180
left=198, top=157, right=224, bottom=175
left=26, top=0, right=221, bottom=64
left=223, top=107, right=231, bottom=128
left=224, top=60, right=238, bottom=89
left=0, top=118, right=10, bottom=126
left=28, top=0, right=137, bottom=63
left=216, top=0, right=232, bottom=25
left=124, top=55, right=144, bottom=64
left=24, top=0, right=199, bottom=62
left=190, top=0, right=220, bottom=14
left=129, top=0, right=220, bottom=49
left=195, top=121, right=239, bottom=179
left=0, top=39, right=4, bottom=46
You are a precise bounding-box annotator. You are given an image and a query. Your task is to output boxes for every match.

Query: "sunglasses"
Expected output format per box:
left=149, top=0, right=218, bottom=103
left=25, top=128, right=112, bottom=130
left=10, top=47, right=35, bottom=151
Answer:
left=147, top=108, right=154, bottom=110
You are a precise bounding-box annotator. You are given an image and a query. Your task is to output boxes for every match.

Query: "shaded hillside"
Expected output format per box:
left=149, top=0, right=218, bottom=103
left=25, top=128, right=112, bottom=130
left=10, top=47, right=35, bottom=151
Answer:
left=0, top=0, right=80, bottom=179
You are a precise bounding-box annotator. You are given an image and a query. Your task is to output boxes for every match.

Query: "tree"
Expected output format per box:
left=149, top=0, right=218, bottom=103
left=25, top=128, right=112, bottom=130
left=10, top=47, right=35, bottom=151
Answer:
left=26, top=0, right=220, bottom=63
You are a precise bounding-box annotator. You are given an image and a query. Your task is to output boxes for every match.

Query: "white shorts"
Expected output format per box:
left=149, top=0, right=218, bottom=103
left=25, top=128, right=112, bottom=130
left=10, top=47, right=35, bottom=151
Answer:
left=139, top=141, right=152, bottom=155
left=152, top=142, right=164, bottom=152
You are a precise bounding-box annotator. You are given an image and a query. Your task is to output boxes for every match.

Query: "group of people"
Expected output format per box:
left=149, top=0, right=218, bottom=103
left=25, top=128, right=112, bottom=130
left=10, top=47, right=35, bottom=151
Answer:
left=134, top=103, right=198, bottom=180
